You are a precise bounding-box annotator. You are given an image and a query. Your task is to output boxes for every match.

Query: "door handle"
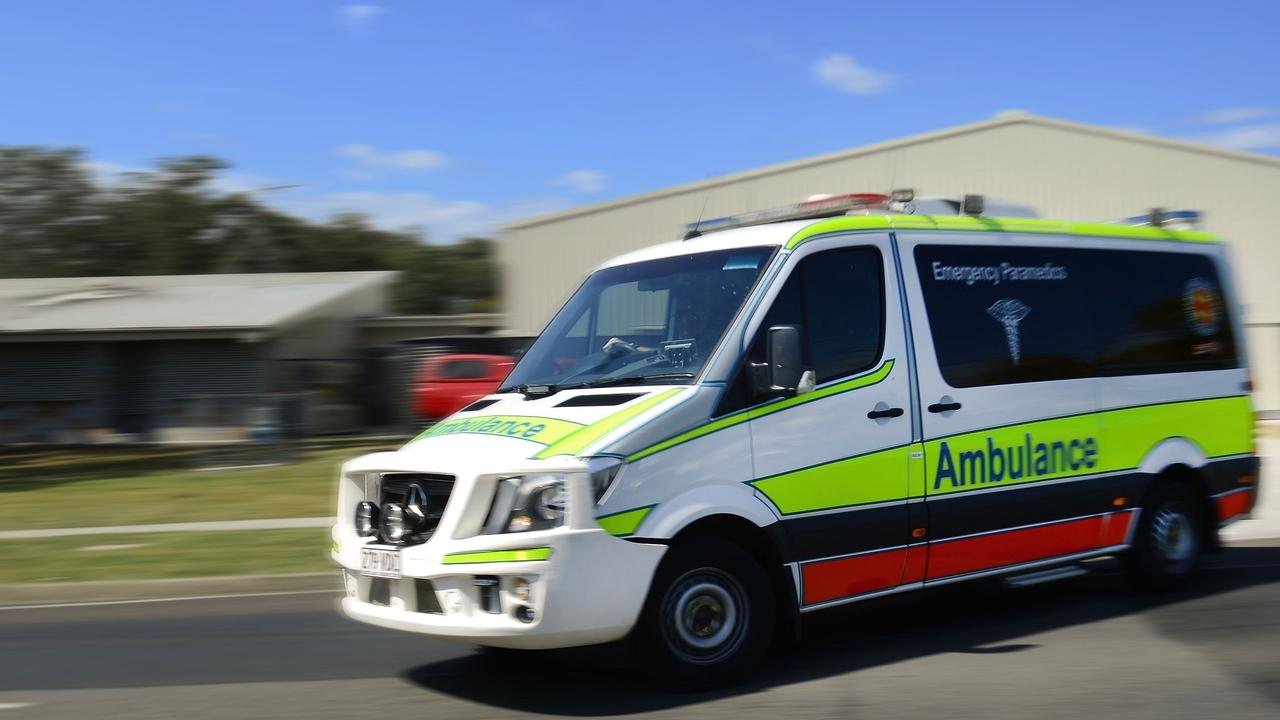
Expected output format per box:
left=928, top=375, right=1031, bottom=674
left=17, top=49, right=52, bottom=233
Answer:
left=867, top=407, right=904, bottom=419
left=927, top=401, right=962, bottom=413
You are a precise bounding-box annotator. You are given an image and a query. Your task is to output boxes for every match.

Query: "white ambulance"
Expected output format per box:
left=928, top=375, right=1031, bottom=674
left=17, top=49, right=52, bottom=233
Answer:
left=333, top=193, right=1258, bottom=685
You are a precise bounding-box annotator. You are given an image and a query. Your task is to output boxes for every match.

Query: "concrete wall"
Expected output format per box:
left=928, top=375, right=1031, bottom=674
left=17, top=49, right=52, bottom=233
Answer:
left=501, top=115, right=1280, bottom=411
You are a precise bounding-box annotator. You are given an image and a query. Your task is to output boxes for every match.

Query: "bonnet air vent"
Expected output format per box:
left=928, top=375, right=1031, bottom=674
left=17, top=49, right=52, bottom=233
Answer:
left=555, top=393, right=644, bottom=408
left=460, top=398, right=500, bottom=412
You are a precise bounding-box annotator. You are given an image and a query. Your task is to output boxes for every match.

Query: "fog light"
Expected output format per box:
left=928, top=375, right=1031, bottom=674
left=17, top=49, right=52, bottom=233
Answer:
left=342, top=570, right=358, bottom=597
left=382, top=504, right=409, bottom=543
left=355, top=501, right=379, bottom=537
left=512, top=577, right=530, bottom=602
left=515, top=605, right=536, bottom=623
left=507, top=514, right=533, bottom=532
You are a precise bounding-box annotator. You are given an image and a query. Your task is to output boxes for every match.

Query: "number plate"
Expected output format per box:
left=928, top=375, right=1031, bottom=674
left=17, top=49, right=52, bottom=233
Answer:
left=360, top=547, right=401, bottom=578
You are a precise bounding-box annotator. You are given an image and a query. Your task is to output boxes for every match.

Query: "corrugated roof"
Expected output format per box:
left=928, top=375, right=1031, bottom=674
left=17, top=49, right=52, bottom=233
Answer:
left=503, top=112, right=1280, bottom=231
left=0, top=271, right=396, bottom=336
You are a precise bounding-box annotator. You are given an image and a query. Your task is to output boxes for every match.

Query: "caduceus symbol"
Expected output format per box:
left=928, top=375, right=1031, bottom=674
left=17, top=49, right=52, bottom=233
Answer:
left=987, top=298, right=1031, bottom=364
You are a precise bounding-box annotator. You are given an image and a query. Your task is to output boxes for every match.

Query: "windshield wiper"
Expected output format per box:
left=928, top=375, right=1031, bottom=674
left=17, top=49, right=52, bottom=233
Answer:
left=569, top=372, right=696, bottom=390
left=511, top=372, right=695, bottom=399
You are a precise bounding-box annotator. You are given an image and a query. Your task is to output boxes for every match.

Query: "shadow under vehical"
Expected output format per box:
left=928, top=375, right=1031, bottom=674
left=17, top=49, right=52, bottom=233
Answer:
left=400, top=543, right=1280, bottom=716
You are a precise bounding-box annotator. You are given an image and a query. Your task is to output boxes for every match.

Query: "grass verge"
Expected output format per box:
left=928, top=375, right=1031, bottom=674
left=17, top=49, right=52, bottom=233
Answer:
left=0, top=529, right=333, bottom=584
left=0, top=440, right=400, bottom=531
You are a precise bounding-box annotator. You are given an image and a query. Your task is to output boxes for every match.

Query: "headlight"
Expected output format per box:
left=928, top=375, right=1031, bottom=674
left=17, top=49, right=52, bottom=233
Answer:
left=587, top=457, right=625, bottom=503
left=484, top=474, right=566, bottom=534
left=354, top=501, right=379, bottom=537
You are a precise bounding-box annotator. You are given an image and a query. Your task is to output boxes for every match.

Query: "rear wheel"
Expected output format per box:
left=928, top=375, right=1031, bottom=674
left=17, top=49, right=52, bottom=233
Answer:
left=632, top=538, right=774, bottom=688
left=1126, top=481, right=1204, bottom=590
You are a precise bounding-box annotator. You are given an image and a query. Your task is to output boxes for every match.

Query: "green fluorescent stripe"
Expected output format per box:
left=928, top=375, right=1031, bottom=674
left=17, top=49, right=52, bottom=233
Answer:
left=534, top=389, right=684, bottom=459
left=596, top=506, right=654, bottom=536
left=412, top=415, right=584, bottom=446
left=786, top=217, right=890, bottom=247
left=748, top=359, right=894, bottom=420
left=626, top=406, right=753, bottom=462
left=752, top=445, right=912, bottom=515
left=627, top=359, right=895, bottom=462
left=784, top=216, right=1216, bottom=250
left=442, top=548, right=552, bottom=564
left=927, top=395, right=1253, bottom=496
left=750, top=395, right=1252, bottom=513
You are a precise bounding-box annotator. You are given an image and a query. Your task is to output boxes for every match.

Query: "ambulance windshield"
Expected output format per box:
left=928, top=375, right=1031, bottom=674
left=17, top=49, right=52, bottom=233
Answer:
left=501, top=246, right=774, bottom=394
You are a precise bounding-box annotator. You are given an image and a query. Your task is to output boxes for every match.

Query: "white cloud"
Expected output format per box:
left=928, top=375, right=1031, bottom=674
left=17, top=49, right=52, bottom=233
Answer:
left=1196, top=107, right=1277, bottom=125
left=340, top=4, right=385, bottom=29
left=813, top=53, right=892, bottom=95
left=79, top=158, right=570, bottom=243
left=551, top=169, right=607, bottom=194
left=336, top=143, right=449, bottom=173
left=82, top=159, right=141, bottom=181
left=82, top=160, right=284, bottom=195
left=1195, top=123, right=1280, bottom=151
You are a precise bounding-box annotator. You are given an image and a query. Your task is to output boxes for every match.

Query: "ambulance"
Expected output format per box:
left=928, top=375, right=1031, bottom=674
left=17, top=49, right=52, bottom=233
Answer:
left=332, top=192, right=1259, bottom=685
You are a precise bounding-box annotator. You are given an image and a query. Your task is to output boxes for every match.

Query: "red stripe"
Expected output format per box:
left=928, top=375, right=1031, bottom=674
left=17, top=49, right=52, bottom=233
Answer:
left=1100, top=510, right=1134, bottom=546
left=799, top=511, right=1136, bottom=605
left=902, top=545, right=928, bottom=584
left=802, top=548, right=905, bottom=605
left=927, top=514, right=1116, bottom=580
left=1217, top=489, right=1254, bottom=521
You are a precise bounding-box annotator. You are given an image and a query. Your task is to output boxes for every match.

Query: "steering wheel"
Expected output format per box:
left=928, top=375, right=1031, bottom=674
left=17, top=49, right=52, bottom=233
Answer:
left=603, top=337, right=642, bottom=357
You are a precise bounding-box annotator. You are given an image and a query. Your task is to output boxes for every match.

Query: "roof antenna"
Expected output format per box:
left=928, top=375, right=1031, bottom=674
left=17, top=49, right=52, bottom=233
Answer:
left=684, top=194, right=710, bottom=241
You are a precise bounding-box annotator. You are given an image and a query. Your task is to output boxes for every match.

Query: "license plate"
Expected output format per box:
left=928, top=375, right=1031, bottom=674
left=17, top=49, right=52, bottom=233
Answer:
left=361, top=547, right=401, bottom=578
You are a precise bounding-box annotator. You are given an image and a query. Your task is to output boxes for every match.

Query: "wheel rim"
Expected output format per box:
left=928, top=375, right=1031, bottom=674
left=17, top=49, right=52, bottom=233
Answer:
left=661, top=568, right=747, bottom=664
left=1151, top=502, right=1196, bottom=570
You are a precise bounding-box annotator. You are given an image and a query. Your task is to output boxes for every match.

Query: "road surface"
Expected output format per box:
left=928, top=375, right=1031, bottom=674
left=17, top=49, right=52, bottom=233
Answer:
left=1, top=541, right=1278, bottom=719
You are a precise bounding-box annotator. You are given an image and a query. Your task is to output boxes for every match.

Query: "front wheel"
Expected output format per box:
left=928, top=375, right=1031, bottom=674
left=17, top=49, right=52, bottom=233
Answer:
left=632, top=538, right=775, bottom=688
left=1126, top=481, right=1204, bottom=590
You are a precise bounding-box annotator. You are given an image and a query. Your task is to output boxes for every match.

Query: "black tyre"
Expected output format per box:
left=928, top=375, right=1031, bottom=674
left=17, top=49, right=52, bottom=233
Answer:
left=1126, top=481, right=1205, bottom=590
left=632, top=537, right=775, bottom=688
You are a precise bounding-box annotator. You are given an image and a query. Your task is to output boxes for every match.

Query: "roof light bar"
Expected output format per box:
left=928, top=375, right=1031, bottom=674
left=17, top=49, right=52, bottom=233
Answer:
left=684, top=193, right=891, bottom=235
left=961, top=194, right=985, bottom=216
left=1121, top=209, right=1202, bottom=230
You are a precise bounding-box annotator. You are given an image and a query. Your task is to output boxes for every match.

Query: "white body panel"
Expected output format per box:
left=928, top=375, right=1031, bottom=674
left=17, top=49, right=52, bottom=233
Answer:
left=745, top=233, right=912, bottom=486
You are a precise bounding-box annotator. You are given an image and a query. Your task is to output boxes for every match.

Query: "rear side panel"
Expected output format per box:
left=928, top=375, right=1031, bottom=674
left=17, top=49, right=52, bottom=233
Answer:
left=898, top=231, right=1255, bottom=584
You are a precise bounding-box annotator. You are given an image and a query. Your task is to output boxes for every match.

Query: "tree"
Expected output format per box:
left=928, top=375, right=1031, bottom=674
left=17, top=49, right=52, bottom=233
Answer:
left=0, top=145, right=499, bottom=315
left=0, top=147, right=102, bottom=277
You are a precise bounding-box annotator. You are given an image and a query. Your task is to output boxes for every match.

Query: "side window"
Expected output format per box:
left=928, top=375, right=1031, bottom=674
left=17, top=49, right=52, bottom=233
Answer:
left=1094, top=251, right=1237, bottom=375
left=759, top=246, right=885, bottom=383
left=914, top=244, right=1093, bottom=387
left=913, top=244, right=1239, bottom=388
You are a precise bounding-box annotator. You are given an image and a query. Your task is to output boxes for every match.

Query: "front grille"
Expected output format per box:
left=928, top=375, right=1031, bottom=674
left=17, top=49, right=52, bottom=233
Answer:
left=378, top=472, right=454, bottom=545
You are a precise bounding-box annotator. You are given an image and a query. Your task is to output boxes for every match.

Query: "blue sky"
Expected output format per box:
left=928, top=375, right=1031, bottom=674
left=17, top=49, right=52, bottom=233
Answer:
left=2, top=1, right=1277, bottom=242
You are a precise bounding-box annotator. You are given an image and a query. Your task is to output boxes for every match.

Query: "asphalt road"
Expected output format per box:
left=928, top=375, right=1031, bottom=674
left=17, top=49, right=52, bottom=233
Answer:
left=2, top=541, right=1279, bottom=720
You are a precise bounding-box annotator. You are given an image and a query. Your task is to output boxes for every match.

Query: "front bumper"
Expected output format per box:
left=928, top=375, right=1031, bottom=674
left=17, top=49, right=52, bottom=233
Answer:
left=334, top=527, right=667, bottom=649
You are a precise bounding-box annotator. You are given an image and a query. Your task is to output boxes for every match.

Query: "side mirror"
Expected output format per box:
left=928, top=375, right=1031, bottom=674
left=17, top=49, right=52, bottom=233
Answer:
left=765, top=324, right=804, bottom=394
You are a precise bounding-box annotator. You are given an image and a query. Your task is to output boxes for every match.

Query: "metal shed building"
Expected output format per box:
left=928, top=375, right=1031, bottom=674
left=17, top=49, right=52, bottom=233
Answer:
left=0, top=271, right=394, bottom=442
left=500, top=112, right=1280, bottom=414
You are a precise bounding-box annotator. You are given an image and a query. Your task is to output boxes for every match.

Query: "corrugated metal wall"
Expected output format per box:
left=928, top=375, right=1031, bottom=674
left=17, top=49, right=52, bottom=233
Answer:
left=0, top=343, right=110, bottom=441
left=0, top=340, right=271, bottom=442
left=500, top=116, right=1280, bottom=412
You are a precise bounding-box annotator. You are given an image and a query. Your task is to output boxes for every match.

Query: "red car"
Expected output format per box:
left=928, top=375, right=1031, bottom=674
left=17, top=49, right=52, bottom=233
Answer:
left=414, top=353, right=514, bottom=419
